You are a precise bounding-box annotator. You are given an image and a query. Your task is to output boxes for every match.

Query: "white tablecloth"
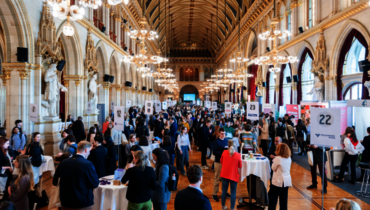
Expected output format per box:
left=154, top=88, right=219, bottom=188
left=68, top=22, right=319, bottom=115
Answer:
left=93, top=175, right=128, bottom=210
left=240, top=157, right=271, bottom=188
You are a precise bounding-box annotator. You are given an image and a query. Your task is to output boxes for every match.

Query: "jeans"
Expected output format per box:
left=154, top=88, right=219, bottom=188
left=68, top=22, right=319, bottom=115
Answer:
left=268, top=184, right=289, bottom=210
left=221, top=178, right=237, bottom=209
left=213, top=162, right=222, bottom=195
left=208, top=141, right=213, bottom=157
left=201, top=143, right=208, bottom=166
left=338, top=153, right=358, bottom=181
left=310, top=160, right=327, bottom=188
left=152, top=202, right=167, bottom=210
left=178, top=146, right=189, bottom=174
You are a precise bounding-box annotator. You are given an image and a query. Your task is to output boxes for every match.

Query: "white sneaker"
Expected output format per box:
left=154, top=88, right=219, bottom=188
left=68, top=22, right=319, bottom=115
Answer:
left=202, top=165, right=209, bottom=170
left=221, top=207, right=228, bottom=210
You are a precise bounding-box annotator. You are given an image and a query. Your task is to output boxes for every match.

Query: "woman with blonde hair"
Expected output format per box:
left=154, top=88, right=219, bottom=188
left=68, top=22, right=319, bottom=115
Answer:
left=9, top=155, right=34, bottom=210
left=330, top=198, right=361, bottom=210
left=220, top=140, right=242, bottom=210
left=268, top=143, right=292, bottom=210
left=121, top=150, right=156, bottom=210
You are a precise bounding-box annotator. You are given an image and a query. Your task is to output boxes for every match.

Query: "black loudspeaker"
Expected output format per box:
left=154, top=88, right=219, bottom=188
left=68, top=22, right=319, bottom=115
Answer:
left=129, top=26, right=132, bottom=29
left=56, top=59, right=66, bottom=71
left=149, top=88, right=153, bottom=92
left=224, top=90, right=226, bottom=93
left=103, top=74, right=110, bottom=82
left=225, top=100, right=228, bottom=102
left=124, top=47, right=128, bottom=51
left=142, top=86, right=147, bottom=91
left=286, top=76, right=292, bottom=83
left=135, top=86, right=138, bottom=90
left=358, top=60, right=370, bottom=72
left=101, top=26, right=106, bottom=33
left=125, top=81, right=132, bottom=87
left=109, top=76, right=114, bottom=83
left=293, top=75, right=299, bottom=82
left=230, top=89, right=235, bottom=92
left=16, top=47, right=28, bottom=62
left=136, top=38, right=139, bottom=41
left=159, top=91, right=162, bottom=94
left=299, top=27, right=304, bottom=34
left=242, top=86, right=247, bottom=90
left=132, top=53, right=135, bottom=56
left=262, top=82, right=266, bottom=87
left=123, top=19, right=128, bottom=24
left=266, top=47, right=270, bottom=52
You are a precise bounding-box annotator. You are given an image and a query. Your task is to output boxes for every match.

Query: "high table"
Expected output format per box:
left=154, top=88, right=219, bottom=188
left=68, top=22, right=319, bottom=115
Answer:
left=93, top=175, right=128, bottom=210
left=239, top=156, right=270, bottom=209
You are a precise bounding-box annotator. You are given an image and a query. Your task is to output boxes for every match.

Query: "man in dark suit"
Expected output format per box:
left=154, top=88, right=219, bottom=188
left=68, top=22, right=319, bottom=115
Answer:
left=169, top=117, right=178, bottom=139
left=87, top=136, right=107, bottom=178
left=200, top=120, right=214, bottom=169
left=53, top=141, right=99, bottom=209
left=175, top=165, right=212, bottom=210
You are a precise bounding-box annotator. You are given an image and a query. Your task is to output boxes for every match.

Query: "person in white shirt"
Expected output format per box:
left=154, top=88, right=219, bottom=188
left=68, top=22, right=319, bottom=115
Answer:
left=334, top=131, right=364, bottom=184
left=268, top=143, right=292, bottom=210
left=177, top=126, right=192, bottom=175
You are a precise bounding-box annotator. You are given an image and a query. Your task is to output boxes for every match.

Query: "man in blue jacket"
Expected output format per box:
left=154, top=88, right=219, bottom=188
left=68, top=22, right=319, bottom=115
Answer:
left=212, top=128, right=228, bottom=201
left=175, top=165, right=212, bottom=210
left=53, top=141, right=99, bottom=209
left=169, top=117, right=178, bottom=139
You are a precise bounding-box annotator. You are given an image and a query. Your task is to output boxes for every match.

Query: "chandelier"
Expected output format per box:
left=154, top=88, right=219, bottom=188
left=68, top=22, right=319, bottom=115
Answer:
left=253, top=0, right=298, bottom=72
left=123, top=42, right=167, bottom=66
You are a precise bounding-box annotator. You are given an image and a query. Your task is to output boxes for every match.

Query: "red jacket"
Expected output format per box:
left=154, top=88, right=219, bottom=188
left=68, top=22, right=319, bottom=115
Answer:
left=102, top=121, right=110, bottom=134
left=220, top=150, right=242, bottom=182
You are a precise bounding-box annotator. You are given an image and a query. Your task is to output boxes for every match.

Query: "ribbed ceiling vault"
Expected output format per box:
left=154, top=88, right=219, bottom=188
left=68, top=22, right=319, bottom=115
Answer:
left=139, top=0, right=254, bottom=55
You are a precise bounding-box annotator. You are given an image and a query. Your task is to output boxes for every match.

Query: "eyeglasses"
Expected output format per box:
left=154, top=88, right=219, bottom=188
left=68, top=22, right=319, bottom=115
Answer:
left=220, top=132, right=225, bottom=135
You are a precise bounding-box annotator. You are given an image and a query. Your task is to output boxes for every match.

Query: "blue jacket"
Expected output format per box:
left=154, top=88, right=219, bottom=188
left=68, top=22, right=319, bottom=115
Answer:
left=9, top=132, right=26, bottom=151
left=170, top=122, right=178, bottom=139
left=213, top=138, right=228, bottom=163
left=175, top=187, right=212, bottom=210
left=151, top=165, right=171, bottom=203
left=53, top=155, right=99, bottom=208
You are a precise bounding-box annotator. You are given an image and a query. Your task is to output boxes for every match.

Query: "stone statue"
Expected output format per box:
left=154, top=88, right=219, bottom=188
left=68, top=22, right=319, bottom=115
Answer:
left=256, top=86, right=263, bottom=97
left=364, top=81, right=370, bottom=97
left=88, top=73, right=101, bottom=113
left=307, top=76, right=324, bottom=101
left=44, top=63, right=68, bottom=117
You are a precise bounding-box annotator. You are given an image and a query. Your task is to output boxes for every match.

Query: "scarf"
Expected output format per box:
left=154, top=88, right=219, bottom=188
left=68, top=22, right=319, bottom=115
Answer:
left=350, top=137, right=359, bottom=149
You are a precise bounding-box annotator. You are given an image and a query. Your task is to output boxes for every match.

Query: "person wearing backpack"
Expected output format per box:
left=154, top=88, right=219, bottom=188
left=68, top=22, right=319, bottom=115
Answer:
left=285, top=120, right=296, bottom=158
left=64, top=135, right=77, bottom=155
left=275, top=118, right=286, bottom=143
left=151, top=148, right=171, bottom=210
left=296, top=119, right=308, bottom=156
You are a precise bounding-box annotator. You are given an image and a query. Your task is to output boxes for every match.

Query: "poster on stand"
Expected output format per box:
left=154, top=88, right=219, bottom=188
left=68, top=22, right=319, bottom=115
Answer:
left=212, top=102, right=217, bottom=110
left=155, top=101, right=161, bottom=112
left=205, top=101, right=211, bottom=108
left=279, top=106, right=286, bottom=117
left=162, top=101, right=167, bottom=110
left=29, top=103, right=38, bottom=122
left=347, top=100, right=370, bottom=107
left=86, top=102, right=92, bottom=114
left=126, top=100, right=131, bottom=108
left=225, top=102, right=232, bottom=114
left=262, top=104, right=275, bottom=116
left=300, top=101, right=328, bottom=120
left=311, top=108, right=341, bottom=147
left=196, top=100, right=200, bottom=106
left=286, top=104, right=300, bottom=125
left=329, top=101, right=347, bottom=134
left=145, top=101, right=153, bottom=115
left=246, top=102, right=259, bottom=121
left=110, top=101, right=114, bottom=110
left=97, top=104, right=105, bottom=128
left=113, top=106, right=125, bottom=131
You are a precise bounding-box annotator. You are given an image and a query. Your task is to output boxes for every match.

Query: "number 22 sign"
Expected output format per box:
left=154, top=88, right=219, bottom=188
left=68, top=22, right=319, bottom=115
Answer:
left=310, top=108, right=341, bottom=147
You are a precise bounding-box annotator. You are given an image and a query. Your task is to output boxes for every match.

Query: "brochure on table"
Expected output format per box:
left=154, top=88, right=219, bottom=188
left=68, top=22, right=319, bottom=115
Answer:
left=113, top=106, right=125, bottom=131
left=310, top=108, right=341, bottom=148
left=246, top=102, right=259, bottom=121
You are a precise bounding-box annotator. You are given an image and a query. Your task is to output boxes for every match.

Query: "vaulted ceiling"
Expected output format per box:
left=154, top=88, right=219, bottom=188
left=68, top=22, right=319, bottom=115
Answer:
left=139, top=0, right=255, bottom=55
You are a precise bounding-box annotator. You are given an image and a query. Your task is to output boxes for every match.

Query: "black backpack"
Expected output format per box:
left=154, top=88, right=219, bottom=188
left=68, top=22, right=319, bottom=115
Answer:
left=167, top=164, right=179, bottom=191
left=268, top=124, right=275, bottom=135
left=276, top=123, right=286, bottom=138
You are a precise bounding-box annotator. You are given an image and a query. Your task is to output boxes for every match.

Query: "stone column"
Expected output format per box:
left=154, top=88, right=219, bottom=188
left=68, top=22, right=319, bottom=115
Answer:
left=292, top=83, right=297, bottom=104
left=103, top=4, right=110, bottom=36
left=88, top=8, right=93, bottom=22
left=275, top=86, right=280, bottom=106
left=290, top=1, right=301, bottom=38
left=102, top=82, right=110, bottom=119
left=18, top=68, right=31, bottom=138
left=115, top=17, right=121, bottom=45
left=116, top=86, right=121, bottom=106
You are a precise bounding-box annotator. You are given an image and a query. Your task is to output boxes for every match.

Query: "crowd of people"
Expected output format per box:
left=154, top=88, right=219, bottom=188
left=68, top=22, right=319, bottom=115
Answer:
left=0, top=103, right=367, bottom=210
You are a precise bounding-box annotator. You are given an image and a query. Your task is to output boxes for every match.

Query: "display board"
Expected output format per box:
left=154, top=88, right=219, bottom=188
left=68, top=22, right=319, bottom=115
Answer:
left=97, top=104, right=105, bottom=127
left=212, top=102, right=217, bottom=110
left=110, top=101, right=114, bottom=110
left=286, top=104, right=300, bottom=125
left=86, top=102, right=92, bottom=114
left=29, top=103, right=38, bottom=122
left=347, top=100, right=370, bottom=107
left=145, top=101, right=153, bottom=115
left=183, top=94, right=196, bottom=101
left=162, top=101, right=167, bottom=110
left=225, top=102, right=233, bottom=114
left=262, top=104, right=275, bottom=117
left=113, top=106, right=125, bottom=131
left=246, top=102, right=259, bottom=121
left=155, top=101, right=161, bottom=112
left=329, top=101, right=347, bottom=134
left=126, top=100, right=131, bottom=108
left=310, top=108, right=341, bottom=147
left=205, top=101, right=211, bottom=108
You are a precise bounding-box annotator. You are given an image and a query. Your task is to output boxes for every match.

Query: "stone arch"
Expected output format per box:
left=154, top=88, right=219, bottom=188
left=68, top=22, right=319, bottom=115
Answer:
left=245, top=30, right=258, bottom=58
left=330, top=19, right=370, bottom=77
left=129, top=64, right=136, bottom=86
left=294, top=40, right=315, bottom=74
left=121, top=62, right=127, bottom=84
left=95, top=41, right=108, bottom=82
left=0, top=0, right=34, bottom=63
left=108, top=51, right=119, bottom=84
left=56, top=21, right=83, bottom=75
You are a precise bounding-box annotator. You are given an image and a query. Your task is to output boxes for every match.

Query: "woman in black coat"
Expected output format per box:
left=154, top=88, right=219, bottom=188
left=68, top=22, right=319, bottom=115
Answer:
left=359, top=127, right=370, bottom=181
left=103, top=128, right=117, bottom=175
left=71, top=117, right=86, bottom=143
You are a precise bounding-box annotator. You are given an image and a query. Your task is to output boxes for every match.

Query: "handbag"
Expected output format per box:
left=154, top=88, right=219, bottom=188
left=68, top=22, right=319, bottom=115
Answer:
left=307, top=151, right=313, bottom=166
left=48, top=178, right=61, bottom=209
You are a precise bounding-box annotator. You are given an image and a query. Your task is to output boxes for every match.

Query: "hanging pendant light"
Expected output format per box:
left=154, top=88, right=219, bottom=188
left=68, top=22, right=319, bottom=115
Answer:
left=63, top=16, right=74, bottom=37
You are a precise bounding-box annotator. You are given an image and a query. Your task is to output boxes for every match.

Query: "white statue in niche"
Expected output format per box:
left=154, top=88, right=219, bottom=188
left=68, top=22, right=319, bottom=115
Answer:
left=44, top=63, right=68, bottom=117
left=364, top=81, right=370, bottom=97
left=88, top=72, right=101, bottom=113
left=307, top=76, right=324, bottom=101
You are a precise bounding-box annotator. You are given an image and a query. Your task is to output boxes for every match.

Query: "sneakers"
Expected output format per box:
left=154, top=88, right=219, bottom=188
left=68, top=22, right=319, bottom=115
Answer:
left=202, top=165, right=209, bottom=170
left=212, top=195, right=219, bottom=202
left=221, top=206, right=228, bottom=210
left=226, top=193, right=231, bottom=198
left=306, top=185, right=317, bottom=189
